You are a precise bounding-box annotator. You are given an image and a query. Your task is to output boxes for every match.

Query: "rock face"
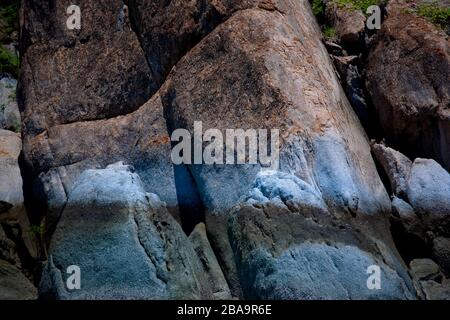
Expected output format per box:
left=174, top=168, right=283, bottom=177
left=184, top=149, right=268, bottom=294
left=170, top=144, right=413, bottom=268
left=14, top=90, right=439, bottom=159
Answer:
left=366, top=0, right=450, bottom=171
left=0, top=129, right=36, bottom=258
left=19, top=0, right=153, bottom=136
left=325, top=1, right=366, bottom=44
left=189, top=223, right=232, bottom=299
left=158, top=0, right=412, bottom=297
left=39, top=163, right=212, bottom=299
left=409, top=258, right=450, bottom=300
left=0, top=76, right=20, bottom=131
left=0, top=131, right=37, bottom=299
left=18, top=0, right=417, bottom=299
left=0, top=260, right=37, bottom=300
left=229, top=171, right=413, bottom=299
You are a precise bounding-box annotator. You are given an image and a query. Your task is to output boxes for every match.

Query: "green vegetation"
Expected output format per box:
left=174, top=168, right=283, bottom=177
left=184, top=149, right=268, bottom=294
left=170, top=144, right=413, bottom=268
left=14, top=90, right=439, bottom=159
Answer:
left=0, top=0, right=20, bottom=76
left=333, top=0, right=381, bottom=12
left=0, top=45, right=19, bottom=77
left=417, top=2, right=450, bottom=31
left=29, top=223, right=45, bottom=237
left=323, top=25, right=337, bottom=40
left=312, top=0, right=325, bottom=15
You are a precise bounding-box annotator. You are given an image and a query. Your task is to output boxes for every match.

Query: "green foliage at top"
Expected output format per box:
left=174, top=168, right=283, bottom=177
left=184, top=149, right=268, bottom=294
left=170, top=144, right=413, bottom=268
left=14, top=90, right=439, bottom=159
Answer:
left=333, top=0, right=381, bottom=12
left=0, top=0, right=19, bottom=37
left=417, top=2, right=450, bottom=31
left=0, top=45, right=19, bottom=77
left=0, top=0, right=20, bottom=76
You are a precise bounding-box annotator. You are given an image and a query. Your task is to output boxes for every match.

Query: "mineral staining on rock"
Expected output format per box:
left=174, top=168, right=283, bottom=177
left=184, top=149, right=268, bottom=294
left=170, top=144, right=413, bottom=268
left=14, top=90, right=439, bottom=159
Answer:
left=1, top=0, right=449, bottom=300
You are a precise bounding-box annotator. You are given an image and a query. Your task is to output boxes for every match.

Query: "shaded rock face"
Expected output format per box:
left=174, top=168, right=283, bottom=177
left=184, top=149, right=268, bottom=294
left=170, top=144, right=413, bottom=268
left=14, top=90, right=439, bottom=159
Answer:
left=189, top=223, right=232, bottom=299
left=366, top=0, right=450, bottom=171
left=409, top=258, right=450, bottom=300
left=19, top=0, right=153, bottom=136
left=0, top=260, right=37, bottom=300
left=17, top=0, right=418, bottom=299
left=0, top=130, right=37, bottom=299
left=39, top=163, right=212, bottom=300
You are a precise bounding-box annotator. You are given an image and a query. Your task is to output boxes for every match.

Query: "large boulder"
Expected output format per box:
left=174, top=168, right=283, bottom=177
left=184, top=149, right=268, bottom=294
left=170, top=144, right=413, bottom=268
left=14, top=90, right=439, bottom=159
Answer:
left=19, top=0, right=153, bottom=136
left=366, top=0, right=450, bottom=171
left=39, top=163, right=212, bottom=300
left=407, top=158, right=450, bottom=237
left=324, top=1, right=366, bottom=44
left=158, top=1, right=411, bottom=297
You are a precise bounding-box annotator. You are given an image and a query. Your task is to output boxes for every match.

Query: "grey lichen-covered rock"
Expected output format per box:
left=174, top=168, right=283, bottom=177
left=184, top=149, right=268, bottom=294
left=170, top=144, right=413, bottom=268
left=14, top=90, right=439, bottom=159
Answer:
left=391, top=197, right=419, bottom=234
left=39, top=163, right=212, bottom=300
left=189, top=223, right=232, bottom=300
left=407, top=159, right=450, bottom=237
left=0, top=76, right=20, bottom=132
left=0, top=260, right=37, bottom=300
left=229, top=171, right=414, bottom=299
left=409, top=259, right=441, bottom=281
left=409, top=258, right=450, bottom=300
left=372, top=143, right=412, bottom=198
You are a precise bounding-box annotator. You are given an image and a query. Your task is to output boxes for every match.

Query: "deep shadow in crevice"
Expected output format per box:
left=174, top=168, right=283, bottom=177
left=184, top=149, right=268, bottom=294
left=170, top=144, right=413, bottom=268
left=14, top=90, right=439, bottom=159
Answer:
left=390, top=217, right=431, bottom=265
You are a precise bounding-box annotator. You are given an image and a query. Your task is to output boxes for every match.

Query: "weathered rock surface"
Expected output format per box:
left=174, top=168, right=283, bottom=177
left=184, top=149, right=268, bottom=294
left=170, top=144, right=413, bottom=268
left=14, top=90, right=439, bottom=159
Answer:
left=407, top=158, right=450, bottom=237
left=325, top=1, right=366, bottom=44
left=0, top=259, right=37, bottom=300
left=0, top=76, right=20, bottom=131
left=0, top=129, right=36, bottom=258
left=409, top=258, right=450, bottom=300
left=18, top=0, right=421, bottom=300
left=189, top=223, right=232, bottom=299
left=433, top=237, right=450, bottom=277
left=372, top=143, right=412, bottom=198
left=366, top=0, right=450, bottom=171
left=39, top=163, right=212, bottom=299
left=229, top=171, right=413, bottom=299
left=19, top=0, right=153, bottom=136
left=158, top=0, right=412, bottom=297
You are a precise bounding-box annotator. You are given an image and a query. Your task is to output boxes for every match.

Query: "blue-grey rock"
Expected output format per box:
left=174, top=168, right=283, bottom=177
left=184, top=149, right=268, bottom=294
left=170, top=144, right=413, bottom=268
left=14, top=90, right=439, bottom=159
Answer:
left=407, top=159, right=450, bottom=236
left=39, top=163, right=212, bottom=300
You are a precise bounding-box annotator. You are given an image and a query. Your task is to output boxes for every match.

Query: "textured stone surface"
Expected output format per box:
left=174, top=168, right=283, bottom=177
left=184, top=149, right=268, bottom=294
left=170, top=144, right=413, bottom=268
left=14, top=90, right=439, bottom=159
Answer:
left=0, top=129, right=36, bottom=258
left=372, top=143, right=413, bottom=198
left=325, top=1, right=366, bottom=44
left=228, top=171, right=414, bottom=299
left=39, top=163, right=212, bottom=299
left=366, top=0, right=450, bottom=171
left=407, top=159, right=450, bottom=237
left=0, top=259, right=37, bottom=300
left=19, top=0, right=153, bottom=136
left=189, top=223, right=232, bottom=299
left=16, top=0, right=424, bottom=300
left=433, top=237, right=450, bottom=277
left=0, top=76, right=20, bottom=131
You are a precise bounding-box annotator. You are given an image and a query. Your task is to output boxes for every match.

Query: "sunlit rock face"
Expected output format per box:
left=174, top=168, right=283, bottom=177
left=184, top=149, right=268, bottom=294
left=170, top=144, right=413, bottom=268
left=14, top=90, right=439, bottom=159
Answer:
left=13, top=0, right=441, bottom=300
